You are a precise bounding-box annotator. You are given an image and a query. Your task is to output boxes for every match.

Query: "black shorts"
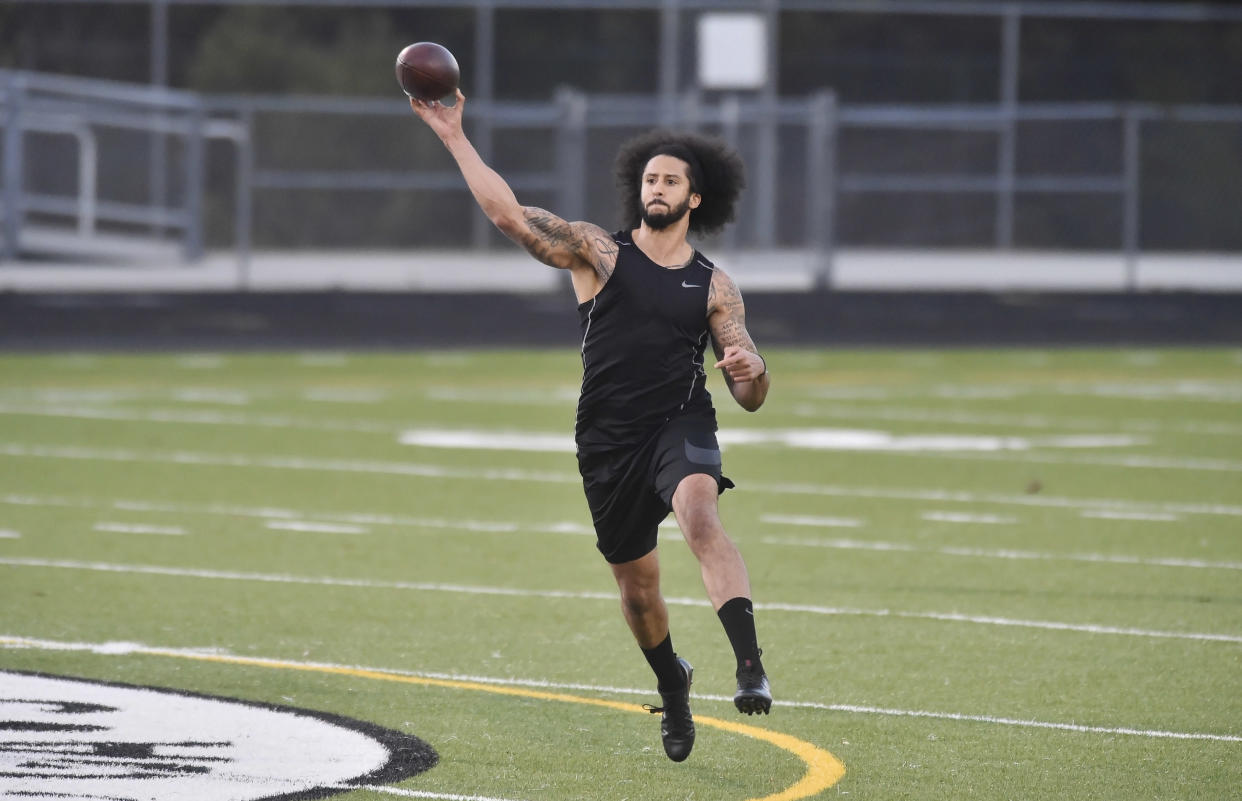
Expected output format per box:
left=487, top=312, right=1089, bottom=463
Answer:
left=577, top=415, right=734, bottom=565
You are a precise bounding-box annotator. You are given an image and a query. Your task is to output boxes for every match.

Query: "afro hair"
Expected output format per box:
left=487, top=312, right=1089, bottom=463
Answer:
left=613, top=129, right=746, bottom=237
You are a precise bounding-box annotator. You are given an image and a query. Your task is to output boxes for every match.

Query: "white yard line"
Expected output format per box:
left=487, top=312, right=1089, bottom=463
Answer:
left=0, top=389, right=142, bottom=403
left=4, top=442, right=1240, bottom=519
left=799, top=702, right=1242, bottom=743
left=349, top=787, right=531, bottom=801
left=399, top=430, right=572, bottom=452
left=400, top=429, right=1236, bottom=463
left=264, top=520, right=369, bottom=535
left=748, top=479, right=1242, bottom=519
left=2, top=635, right=1239, bottom=744
left=761, top=536, right=1242, bottom=571
left=358, top=789, right=532, bottom=801
left=0, top=404, right=402, bottom=434
left=302, top=389, right=389, bottom=404
left=93, top=522, right=186, bottom=536
left=793, top=403, right=1242, bottom=438
left=0, top=530, right=19, bottom=539
left=4, top=402, right=1240, bottom=471
left=1060, top=382, right=1242, bottom=404
left=1, top=557, right=1238, bottom=644
left=920, top=511, right=1017, bottom=524
left=1081, top=510, right=1180, bottom=522
left=0, top=442, right=580, bottom=484
left=0, top=492, right=521, bottom=534
left=0, top=556, right=617, bottom=602
left=931, top=450, right=1242, bottom=472
left=171, top=388, right=253, bottom=406
left=803, top=380, right=1242, bottom=405
left=760, top=514, right=865, bottom=528
left=758, top=601, right=1242, bottom=643
left=10, top=410, right=1231, bottom=470
left=424, top=387, right=580, bottom=405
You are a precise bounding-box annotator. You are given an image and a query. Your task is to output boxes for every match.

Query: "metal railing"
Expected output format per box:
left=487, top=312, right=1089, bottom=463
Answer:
left=0, top=69, right=248, bottom=264
left=213, top=89, right=1242, bottom=287
left=5, top=69, right=1242, bottom=290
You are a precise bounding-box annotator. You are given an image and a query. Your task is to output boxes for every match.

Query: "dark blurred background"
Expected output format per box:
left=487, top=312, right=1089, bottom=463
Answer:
left=4, top=1, right=1242, bottom=346
left=3, top=0, right=1241, bottom=256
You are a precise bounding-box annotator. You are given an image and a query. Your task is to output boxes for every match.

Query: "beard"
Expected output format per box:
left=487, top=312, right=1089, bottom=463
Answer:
left=640, top=196, right=692, bottom=230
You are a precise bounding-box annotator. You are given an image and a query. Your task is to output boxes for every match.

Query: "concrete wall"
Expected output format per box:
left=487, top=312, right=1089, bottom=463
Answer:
left=2, top=250, right=1240, bottom=349
left=3, top=249, right=1240, bottom=294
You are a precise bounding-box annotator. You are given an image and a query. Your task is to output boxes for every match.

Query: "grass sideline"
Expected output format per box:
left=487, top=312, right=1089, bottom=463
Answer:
left=1, top=346, right=1240, bottom=800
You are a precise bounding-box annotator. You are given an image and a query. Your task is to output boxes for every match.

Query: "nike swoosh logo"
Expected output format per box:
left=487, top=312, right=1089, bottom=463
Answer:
left=681, top=281, right=701, bottom=288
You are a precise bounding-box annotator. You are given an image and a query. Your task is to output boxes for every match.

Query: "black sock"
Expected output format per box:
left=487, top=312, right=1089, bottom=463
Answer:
left=641, top=634, right=686, bottom=693
left=717, top=596, right=764, bottom=674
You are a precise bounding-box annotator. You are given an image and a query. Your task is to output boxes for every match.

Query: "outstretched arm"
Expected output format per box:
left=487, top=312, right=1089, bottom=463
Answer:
left=708, top=269, right=769, bottom=412
left=409, top=91, right=614, bottom=296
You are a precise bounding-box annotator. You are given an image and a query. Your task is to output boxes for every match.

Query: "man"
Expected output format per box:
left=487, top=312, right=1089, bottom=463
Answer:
left=410, top=90, right=772, bottom=763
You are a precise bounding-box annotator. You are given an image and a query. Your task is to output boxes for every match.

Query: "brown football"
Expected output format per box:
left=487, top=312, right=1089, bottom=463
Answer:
left=395, top=42, right=460, bottom=101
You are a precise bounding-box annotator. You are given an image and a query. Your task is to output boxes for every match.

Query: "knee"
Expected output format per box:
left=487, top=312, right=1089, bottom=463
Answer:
left=618, top=580, right=660, bottom=618
left=611, top=551, right=664, bottom=619
left=672, top=475, right=722, bottom=534
left=618, top=586, right=655, bottom=618
left=674, top=501, right=725, bottom=550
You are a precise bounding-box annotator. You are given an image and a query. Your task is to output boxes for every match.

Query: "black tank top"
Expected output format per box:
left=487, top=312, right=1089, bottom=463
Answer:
left=575, top=230, right=718, bottom=452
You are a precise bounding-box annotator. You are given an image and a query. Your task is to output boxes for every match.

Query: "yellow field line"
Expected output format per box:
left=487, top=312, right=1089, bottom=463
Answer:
left=0, top=639, right=846, bottom=800
left=171, top=650, right=846, bottom=800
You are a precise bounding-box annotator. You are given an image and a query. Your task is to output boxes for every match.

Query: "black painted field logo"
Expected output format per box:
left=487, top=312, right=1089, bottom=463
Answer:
left=0, top=670, right=437, bottom=800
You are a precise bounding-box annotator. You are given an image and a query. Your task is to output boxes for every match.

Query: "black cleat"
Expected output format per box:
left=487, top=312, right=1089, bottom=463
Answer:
left=734, top=664, right=772, bottom=715
left=645, top=657, right=695, bottom=762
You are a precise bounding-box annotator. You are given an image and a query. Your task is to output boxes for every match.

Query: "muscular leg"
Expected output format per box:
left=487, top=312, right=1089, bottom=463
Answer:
left=673, top=472, right=772, bottom=715
left=611, top=549, right=689, bottom=696
left=609, top=549, right=668, bottom=649
left=612, top=549, right=695, bottom=761
left=671, top=473, right=751, bottom=609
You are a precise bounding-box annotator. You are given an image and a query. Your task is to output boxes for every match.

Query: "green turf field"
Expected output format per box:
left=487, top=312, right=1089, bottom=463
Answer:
left=1, top=346, right=1239, bottom=800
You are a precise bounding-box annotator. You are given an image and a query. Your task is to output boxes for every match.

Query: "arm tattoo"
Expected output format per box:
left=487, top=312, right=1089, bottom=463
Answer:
left=590, top=231, right=617, bottom=283
left=709, top=271, right=757, bottom=354
left=522, top=208, right=581, bottom=268
left=519, top=208, right=616, bottom=281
